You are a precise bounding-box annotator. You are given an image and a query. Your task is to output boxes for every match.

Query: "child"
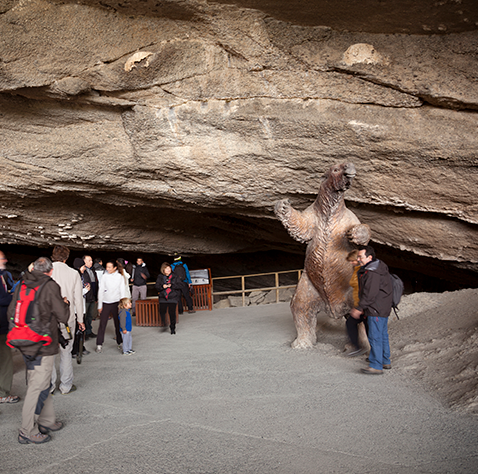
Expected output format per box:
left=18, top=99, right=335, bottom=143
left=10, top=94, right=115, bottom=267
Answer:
left=118, top=298, right=135, bottom=355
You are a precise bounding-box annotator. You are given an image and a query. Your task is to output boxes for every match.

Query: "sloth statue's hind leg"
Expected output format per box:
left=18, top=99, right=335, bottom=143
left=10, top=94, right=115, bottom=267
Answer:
left=290, top=272, right=322, bottom=349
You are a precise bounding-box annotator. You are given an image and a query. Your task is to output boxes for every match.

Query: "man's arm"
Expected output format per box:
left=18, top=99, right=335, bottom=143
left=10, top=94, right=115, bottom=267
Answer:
left=72, top=272, right=85, bottom=329
left=184, top=264, right=192, bottom=285
left=49, top=281, right=70, bottom=326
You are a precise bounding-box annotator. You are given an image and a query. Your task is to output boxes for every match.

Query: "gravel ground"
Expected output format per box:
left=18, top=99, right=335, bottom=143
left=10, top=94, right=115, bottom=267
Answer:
left=1, top=292, right=477, bottom=473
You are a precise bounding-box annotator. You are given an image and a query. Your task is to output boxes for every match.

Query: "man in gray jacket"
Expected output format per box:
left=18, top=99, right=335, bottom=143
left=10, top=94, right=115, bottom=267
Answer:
left=50, top=246, right=84, bottom=394
left=8, top=257, right=70, bottom=444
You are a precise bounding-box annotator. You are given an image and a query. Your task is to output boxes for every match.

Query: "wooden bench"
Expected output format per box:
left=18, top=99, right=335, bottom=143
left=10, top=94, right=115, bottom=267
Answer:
left=135, top=299, right=172, bottom=327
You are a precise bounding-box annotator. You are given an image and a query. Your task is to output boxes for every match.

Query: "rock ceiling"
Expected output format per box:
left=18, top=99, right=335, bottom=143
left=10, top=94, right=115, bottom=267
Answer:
left=0, top=0, right=477, bottom=281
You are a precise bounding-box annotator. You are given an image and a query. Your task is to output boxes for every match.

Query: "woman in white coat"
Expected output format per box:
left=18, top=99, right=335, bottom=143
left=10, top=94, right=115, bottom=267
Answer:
left=96, top=261, right=126, bottom=353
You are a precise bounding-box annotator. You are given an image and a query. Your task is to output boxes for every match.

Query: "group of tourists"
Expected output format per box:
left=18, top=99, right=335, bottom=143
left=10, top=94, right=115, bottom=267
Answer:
left=0, top=246, right=196, bottom=444
left=0, top=241, right=395, bottom=445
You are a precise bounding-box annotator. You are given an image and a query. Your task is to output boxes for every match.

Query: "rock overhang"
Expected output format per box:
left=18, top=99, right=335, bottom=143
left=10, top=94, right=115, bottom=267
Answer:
left=0, top=0, right=477, bottom=283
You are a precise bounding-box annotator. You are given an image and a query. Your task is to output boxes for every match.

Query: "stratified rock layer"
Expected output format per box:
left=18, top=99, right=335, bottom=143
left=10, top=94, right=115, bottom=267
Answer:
left=0, top=0, right=477, bottom=280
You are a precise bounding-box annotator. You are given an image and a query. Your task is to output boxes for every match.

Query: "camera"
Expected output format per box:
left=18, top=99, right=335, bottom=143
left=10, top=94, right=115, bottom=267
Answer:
left=58, top=330, right=69, bottom=349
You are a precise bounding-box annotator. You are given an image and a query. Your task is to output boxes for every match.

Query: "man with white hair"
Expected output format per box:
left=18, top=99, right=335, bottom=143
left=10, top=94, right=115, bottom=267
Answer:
left=8, top=257, right=70, bottom=444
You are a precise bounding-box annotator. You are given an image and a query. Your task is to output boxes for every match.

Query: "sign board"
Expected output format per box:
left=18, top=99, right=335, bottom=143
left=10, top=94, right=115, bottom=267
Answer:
left=190, top=269, right=209, bottom=285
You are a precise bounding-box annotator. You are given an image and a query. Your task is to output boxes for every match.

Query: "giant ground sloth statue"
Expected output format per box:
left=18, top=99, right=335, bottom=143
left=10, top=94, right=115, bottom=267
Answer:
left=275, top=163, right=370, bottom=349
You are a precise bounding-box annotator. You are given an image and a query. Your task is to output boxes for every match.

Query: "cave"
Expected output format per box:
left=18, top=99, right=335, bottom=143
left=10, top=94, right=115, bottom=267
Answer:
left=1, top=0, right=477, bottom=290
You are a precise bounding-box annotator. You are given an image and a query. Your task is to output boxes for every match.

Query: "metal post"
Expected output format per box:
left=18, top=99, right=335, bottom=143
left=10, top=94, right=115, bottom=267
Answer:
left=241, top=276, right=245, bottom=307
left=275, top=272, right=280, bottom=303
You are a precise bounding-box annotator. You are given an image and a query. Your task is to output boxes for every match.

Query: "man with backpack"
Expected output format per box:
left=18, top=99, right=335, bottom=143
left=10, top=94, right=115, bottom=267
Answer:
left=349, top=245, right=393, bottom=375
left=7, top=257, right=70, bottom=444
left=171, top=255, right=195, bottom=314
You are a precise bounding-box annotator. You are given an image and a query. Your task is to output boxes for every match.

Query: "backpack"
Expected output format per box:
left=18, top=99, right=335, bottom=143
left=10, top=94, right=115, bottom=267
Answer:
left=7, top=280, right=53, bottom=354
left=173, top=263, right=187, bottom=281
left=390, top=273, right=404, bottom=319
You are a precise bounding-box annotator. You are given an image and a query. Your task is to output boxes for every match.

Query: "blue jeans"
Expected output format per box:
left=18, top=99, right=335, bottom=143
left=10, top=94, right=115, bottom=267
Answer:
left=367, top=316, right=390, bottom=370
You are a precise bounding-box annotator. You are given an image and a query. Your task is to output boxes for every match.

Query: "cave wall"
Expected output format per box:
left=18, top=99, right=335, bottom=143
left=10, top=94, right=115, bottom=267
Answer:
left=0, top=0, right=477, bottom=278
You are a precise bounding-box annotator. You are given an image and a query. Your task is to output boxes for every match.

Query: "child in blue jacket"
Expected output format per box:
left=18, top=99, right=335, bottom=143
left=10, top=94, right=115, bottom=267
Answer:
left=118, top=298, right=134, bottom=355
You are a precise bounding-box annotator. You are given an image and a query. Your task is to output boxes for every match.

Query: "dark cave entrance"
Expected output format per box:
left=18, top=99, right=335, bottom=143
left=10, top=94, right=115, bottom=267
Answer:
left=2, top=242, right=476, bottom=297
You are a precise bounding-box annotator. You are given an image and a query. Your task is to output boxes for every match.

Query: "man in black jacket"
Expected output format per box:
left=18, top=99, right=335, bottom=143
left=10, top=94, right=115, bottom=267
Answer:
left=82, top=255, right=98, bottom=339
left=130, top=257, right=150, bottom=315
left=349, top=245, right=393, bottom=375
left=0, top=250, right=19, bottom=404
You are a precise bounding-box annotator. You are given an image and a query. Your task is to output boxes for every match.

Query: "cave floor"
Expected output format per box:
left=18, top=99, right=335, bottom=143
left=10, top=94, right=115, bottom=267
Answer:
left=2, top=303, right=477, bottom=473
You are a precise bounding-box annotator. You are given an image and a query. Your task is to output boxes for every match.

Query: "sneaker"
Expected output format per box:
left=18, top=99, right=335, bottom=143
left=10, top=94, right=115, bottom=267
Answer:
left=61, top=385, right=77, bottom=395
left=122, top=351, right=132, bottom=356
left=188, top=309, right=196, bottom=314
left=82, top=350, right=90, bottom=356
left=38, top=421, right=64, bottom=434
left=127, top=350, right=136, bottom=354
left=96, top=345, right=102, bottom=353
left=0, top=395, right=20, bottom=404
left=18, top=431, right=51, bottom=444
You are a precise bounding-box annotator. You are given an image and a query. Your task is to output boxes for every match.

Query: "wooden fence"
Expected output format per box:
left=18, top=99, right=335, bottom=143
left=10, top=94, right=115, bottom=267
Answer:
left=211, top=269, right=302, bottom=307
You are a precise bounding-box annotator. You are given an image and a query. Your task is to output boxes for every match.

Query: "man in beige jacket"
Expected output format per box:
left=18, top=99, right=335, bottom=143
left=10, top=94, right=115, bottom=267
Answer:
left=50, top=246, right=84, bottom=395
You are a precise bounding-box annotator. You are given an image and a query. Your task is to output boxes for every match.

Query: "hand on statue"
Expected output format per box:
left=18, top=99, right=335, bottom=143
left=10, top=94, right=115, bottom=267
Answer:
left=350, top=308, right=363, bottom=319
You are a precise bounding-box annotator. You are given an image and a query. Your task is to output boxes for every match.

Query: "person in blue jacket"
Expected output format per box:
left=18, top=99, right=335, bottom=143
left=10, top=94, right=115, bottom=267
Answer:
left=118, top=298, right=134, bottom=355
left=0, top=250, right=20, bottom=404
left=171, top=256, right=195, bottom=314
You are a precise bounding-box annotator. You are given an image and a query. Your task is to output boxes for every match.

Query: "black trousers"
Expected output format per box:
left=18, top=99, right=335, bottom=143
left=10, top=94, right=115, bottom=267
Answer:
left=159, top=302, right=177, bottom=329
left=177, top=282, right=194, bottom=313
left=346, top=314, right=368, bottom=349
left=96, top=302, right=122, bottom=346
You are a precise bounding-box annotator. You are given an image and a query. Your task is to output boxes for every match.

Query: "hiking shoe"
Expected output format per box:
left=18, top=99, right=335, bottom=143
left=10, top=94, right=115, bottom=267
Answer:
left=96, top=345, right=102, bottom=353
left=361, top=367, right=383, bottom=375
left=18, top=431, right=51, bottom=444
left=38, top=422, right=64, bottom=434
left=383, top=364, right=392, bottom=370
left=61, top=385, right=77, bottom=395
left=188, top=309, right=196, bottom=314
left=0, top=395, right=20, bottom=404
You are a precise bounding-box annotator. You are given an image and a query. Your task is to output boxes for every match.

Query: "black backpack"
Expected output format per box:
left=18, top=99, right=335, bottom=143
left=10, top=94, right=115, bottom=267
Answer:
left=173, top=263, right=186, bottom=281
left=390, top=273, right=404, bottom=319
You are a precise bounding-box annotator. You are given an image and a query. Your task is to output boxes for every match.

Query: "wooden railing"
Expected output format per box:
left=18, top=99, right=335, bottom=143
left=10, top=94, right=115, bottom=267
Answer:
left=212, top=269, right=302, bottom=307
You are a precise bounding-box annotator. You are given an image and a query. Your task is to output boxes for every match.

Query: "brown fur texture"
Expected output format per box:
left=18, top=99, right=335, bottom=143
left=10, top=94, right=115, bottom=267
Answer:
left=275, top=163, right=370, bottom=348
